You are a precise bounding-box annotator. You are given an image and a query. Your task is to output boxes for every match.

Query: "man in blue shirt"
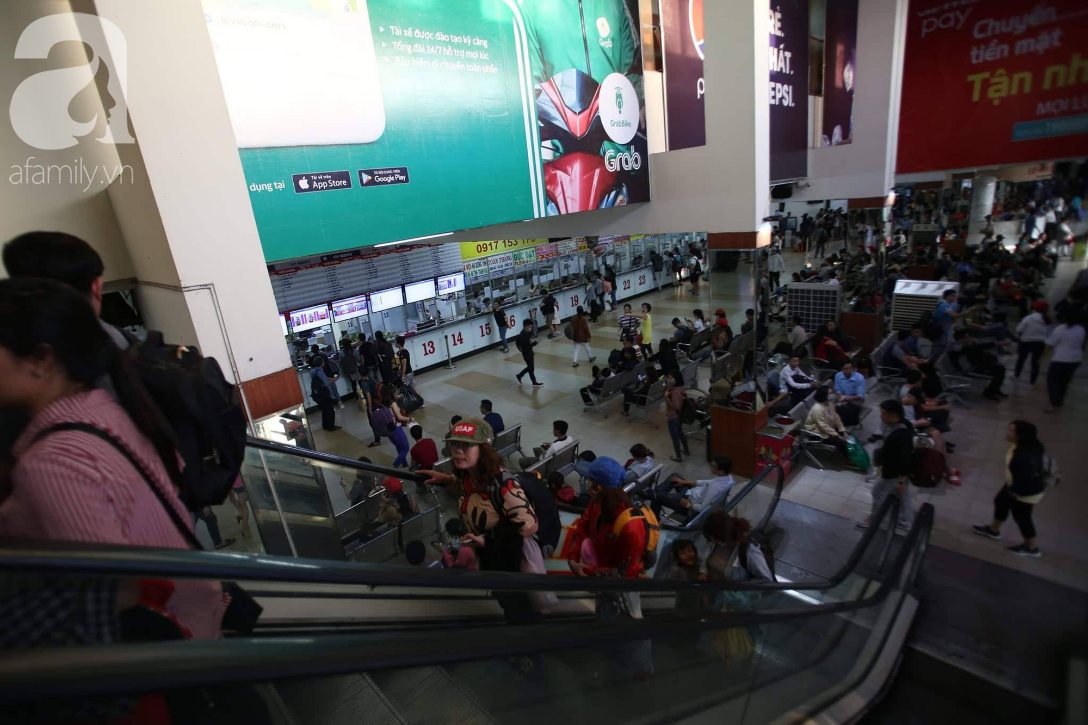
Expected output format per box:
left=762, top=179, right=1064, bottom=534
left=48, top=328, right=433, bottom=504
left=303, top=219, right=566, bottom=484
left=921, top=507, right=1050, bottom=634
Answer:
left=833, top=360, right=865, bottom=427
left=479, top=399, right=505, bottom=435
left=934, top=289, right=964, bottom=339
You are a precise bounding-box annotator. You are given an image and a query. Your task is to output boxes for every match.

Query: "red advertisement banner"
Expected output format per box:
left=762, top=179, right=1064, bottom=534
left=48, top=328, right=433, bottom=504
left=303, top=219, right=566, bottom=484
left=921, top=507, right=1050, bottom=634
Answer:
left=897, top=0, right=1088, bottom=174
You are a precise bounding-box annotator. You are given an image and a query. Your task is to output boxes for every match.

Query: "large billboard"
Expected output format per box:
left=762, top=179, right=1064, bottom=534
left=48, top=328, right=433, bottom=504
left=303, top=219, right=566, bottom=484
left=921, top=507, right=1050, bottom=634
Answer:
left=821, top=0, right=857, bottom=147
left=660, top=0, right=705, bottom=151
left=769, top=0, right=808, bottom=182
left=202, top=0, right=649, bottom=262
left=897, top=0, right=1088, bottom=174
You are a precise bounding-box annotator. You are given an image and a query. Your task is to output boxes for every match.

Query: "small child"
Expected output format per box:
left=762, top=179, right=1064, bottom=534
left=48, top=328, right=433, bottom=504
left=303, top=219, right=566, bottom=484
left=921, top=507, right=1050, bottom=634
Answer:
left=409, top=424, right=439, bottom=471
left=440, top=518, right=478, bottom=570
left=668, top=539, right=707, bottom=614
left=547, top=470, right=578, bottom=505
left=373, top=477, right=415, bottom=531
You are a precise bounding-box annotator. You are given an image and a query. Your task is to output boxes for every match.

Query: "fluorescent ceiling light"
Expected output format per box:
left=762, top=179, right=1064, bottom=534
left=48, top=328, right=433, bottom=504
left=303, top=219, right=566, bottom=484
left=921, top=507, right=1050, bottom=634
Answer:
left=375, top=232, right=454, bottom=248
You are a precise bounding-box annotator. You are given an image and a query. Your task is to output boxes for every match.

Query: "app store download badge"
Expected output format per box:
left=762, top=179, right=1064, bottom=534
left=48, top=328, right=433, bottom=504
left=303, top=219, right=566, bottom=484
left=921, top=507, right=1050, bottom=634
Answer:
left=292, top=170, right=353, bottom=193
left=359, top=167, right=410, bottom=187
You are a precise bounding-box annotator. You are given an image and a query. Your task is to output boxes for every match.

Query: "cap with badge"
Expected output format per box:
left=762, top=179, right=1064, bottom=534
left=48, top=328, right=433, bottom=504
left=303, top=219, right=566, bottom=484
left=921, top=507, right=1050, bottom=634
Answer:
left=444, top=418, right=495, bottom=446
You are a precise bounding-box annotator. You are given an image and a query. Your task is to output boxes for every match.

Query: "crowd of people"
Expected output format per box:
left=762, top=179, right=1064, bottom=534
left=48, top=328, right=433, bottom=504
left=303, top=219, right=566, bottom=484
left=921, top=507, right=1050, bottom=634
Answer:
left=0, top=218, right=1078, bottom=717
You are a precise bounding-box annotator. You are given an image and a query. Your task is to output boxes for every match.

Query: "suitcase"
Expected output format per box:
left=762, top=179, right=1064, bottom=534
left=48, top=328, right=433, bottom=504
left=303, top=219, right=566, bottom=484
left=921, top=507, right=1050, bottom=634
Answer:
left=911, top=447, right=945, bottom=488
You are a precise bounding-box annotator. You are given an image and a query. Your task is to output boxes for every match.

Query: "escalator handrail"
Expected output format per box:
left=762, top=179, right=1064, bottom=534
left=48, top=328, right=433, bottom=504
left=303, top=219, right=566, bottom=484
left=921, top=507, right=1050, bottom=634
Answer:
left=246, top=436, right=429, bottom=484
left=0, top=504, right=934, bottom=704
left=661, top=462, right=783, bottom=533
left=0, top=494, right=902, bottom=597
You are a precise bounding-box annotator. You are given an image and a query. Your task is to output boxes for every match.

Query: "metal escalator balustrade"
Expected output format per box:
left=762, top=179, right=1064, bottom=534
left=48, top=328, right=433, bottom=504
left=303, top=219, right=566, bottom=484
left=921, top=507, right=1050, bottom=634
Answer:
left=0, top=499, right=934, bottom=724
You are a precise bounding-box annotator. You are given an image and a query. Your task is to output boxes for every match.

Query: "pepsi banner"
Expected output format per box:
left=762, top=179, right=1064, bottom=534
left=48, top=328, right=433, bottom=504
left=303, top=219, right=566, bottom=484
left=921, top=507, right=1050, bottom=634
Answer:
left=769, top=0, right=809, bottom=182
left=821, top=0, right=857, bottom=147
left=661, top=0, right=705, bottom=151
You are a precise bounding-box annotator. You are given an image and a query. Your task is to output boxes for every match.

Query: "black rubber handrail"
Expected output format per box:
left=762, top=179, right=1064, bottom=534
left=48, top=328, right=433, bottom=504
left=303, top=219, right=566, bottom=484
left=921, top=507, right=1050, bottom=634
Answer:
left=0, top=494, right=901, bottom=596
left=246, top=436, right=430, bottom=483
left=0, top=504, right=933, bottom=704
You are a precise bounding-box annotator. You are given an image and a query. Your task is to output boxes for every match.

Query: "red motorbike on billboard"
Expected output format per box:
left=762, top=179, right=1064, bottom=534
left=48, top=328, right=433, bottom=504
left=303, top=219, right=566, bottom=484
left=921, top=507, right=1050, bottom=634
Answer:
left=536, top=69, right=631, bottom=215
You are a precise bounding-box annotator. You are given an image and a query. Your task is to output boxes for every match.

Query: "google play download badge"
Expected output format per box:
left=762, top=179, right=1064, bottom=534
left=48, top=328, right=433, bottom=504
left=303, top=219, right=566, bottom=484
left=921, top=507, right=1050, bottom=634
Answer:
left=359, top=167, right=410, bottom=187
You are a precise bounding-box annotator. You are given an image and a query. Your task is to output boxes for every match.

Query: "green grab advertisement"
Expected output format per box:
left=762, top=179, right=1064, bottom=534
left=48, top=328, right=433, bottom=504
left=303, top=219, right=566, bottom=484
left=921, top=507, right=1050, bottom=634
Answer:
left=202, top=0, right=649, bottom=263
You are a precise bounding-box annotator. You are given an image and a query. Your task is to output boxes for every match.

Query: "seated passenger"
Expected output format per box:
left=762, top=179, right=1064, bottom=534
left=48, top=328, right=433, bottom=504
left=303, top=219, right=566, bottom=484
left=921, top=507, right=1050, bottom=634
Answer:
left=621, top=365, right=662, bottom=416
left=580, top=365, right=614, bottom=405
left=813, top=320, right=849, bottom=365
left=625, top=444, right=655, bottom=484
left=546, top=470, right=579, bottom=505
left=902, top=389, right=960, bottom=485
left=518, top=420, right=575, bottom=471
left=648, top=456, right=735, bottom=520
left=832, top=360, right=865, bottom=427
left=373, top=477, right=417, bottom=530
left=671, top=317, right=695, bottom=344
left=802, top=386, right=852, bottom=465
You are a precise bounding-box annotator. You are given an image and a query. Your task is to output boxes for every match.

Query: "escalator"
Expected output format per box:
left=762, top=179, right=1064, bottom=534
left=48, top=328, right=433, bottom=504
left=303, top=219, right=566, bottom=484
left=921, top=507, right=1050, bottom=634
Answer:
left=0, top=440, right=931, bottom=724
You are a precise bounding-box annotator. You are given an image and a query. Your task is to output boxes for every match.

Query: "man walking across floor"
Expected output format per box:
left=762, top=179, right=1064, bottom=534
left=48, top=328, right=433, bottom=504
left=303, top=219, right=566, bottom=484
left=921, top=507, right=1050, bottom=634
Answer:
left=515, top=318, right=544, bottom=387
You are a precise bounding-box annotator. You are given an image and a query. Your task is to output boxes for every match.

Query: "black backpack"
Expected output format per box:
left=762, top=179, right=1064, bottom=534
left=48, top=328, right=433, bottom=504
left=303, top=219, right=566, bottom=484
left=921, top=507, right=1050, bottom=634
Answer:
left=679, top=395, right=697, bottom=425
left=492, top=471, right=562, bottom=554
left=129, top=332, right=247, bottom=510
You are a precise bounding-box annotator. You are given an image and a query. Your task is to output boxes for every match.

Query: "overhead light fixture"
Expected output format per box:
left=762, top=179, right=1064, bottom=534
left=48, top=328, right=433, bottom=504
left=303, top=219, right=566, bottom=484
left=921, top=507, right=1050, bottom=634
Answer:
left=375, top=232, right=454, bottom=248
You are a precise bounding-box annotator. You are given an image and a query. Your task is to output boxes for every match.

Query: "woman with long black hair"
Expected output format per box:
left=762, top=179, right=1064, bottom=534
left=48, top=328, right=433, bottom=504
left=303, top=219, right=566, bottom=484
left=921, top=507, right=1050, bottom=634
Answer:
left=0, top=278, right=225, bottom=640
left=973, top=420, right=1050, bottom=558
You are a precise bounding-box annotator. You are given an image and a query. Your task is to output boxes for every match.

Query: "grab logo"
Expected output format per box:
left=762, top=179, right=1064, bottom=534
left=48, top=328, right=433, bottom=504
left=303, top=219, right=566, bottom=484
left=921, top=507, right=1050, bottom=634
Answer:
left=599, top=72, right=639, bottom=145
left=605, top=148, right=642, bottom=172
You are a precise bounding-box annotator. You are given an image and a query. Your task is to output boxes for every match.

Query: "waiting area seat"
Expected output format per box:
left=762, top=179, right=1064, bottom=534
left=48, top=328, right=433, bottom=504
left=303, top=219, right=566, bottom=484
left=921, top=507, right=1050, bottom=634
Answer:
left=492, top=424, right=525, bottom=459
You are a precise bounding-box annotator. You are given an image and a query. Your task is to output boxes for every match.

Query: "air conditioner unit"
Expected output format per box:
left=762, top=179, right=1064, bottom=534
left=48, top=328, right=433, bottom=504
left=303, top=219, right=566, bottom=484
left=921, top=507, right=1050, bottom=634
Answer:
left=891, top=279, right=959, bottom=331
left=909, top=224, right=939, bottom=252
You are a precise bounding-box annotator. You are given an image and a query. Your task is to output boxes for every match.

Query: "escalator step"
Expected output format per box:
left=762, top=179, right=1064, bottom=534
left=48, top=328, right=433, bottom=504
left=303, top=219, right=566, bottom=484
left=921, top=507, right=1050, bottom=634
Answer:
left=274, top=674, right=404, bottom=725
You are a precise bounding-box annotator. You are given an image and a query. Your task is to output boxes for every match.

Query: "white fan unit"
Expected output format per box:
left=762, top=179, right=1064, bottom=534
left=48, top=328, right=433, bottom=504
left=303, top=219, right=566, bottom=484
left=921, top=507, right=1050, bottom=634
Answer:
left=891, top=280, right=959, bottom=331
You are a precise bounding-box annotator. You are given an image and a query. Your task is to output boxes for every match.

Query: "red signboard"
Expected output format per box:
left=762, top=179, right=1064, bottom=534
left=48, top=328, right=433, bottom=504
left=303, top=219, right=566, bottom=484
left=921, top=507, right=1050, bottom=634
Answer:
left=897, top=0, right=1088, bottom=174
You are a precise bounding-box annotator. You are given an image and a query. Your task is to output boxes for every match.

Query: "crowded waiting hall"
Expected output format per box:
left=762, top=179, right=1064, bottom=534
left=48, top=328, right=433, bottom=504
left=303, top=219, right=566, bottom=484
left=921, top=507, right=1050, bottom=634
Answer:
left=0, top=0, right=1085, bottom=722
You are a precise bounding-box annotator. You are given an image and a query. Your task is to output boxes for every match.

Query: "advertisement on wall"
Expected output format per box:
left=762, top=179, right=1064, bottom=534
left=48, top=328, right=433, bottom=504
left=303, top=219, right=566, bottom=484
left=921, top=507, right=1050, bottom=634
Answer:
left=202, top=0, right=649, bottom=263
left=769, top=0, right=809, bottom=182
left=898, top=0, right=1088, bottom=174
left=821, top=0, right=857, bottom=147
left=661, top=0, right=706, bottom=151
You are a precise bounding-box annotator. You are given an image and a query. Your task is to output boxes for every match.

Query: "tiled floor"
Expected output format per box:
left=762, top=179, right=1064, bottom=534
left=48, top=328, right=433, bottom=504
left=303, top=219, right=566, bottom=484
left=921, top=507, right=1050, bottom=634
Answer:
left=304, top=244, right=1088, bottom=593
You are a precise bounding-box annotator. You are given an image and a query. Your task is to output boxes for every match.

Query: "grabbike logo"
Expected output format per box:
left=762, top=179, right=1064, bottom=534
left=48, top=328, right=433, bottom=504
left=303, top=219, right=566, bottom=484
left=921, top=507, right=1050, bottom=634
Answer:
left=604, top=148, right=642, bottom=172
left=599, top=72, right=639, bottom=145
left=9, top=13, right=134, bottom=151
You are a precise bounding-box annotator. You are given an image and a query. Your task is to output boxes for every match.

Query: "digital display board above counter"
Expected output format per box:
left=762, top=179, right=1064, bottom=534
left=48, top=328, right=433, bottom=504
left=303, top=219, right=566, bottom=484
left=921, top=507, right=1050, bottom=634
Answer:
left=370, top=287, right=405, bottom=313
left=289, top=304, right=331, bottom=332
left=437, top=272, right=465, bottom=295
left=331, top=294, right=370, bottom=322
left=405, top=279, right=437, bottom=304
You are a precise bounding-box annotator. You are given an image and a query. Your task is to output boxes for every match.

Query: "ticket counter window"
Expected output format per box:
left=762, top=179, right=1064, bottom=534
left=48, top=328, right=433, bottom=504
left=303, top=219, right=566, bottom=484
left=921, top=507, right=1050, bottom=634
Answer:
left=369, top=287, right=407, bottom=338
left=330, top=295, right=373, bottom=344
left=404, top=279, right=439, bottom=331
left=435, top=272, right=467, bottom=321
left=287, top=304, right=334, bottom=366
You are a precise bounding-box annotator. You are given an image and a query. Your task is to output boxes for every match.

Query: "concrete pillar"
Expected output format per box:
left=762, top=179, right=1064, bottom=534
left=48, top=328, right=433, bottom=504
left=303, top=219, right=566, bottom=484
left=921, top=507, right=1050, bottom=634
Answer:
left=966, top=174, right=997, bottom=247
left=78, top=0, right=301, bottom=422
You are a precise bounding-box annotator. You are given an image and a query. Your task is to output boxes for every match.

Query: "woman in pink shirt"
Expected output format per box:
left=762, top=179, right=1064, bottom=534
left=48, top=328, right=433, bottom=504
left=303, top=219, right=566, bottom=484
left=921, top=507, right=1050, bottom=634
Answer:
left=0, top=279, right=225, bottom=641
